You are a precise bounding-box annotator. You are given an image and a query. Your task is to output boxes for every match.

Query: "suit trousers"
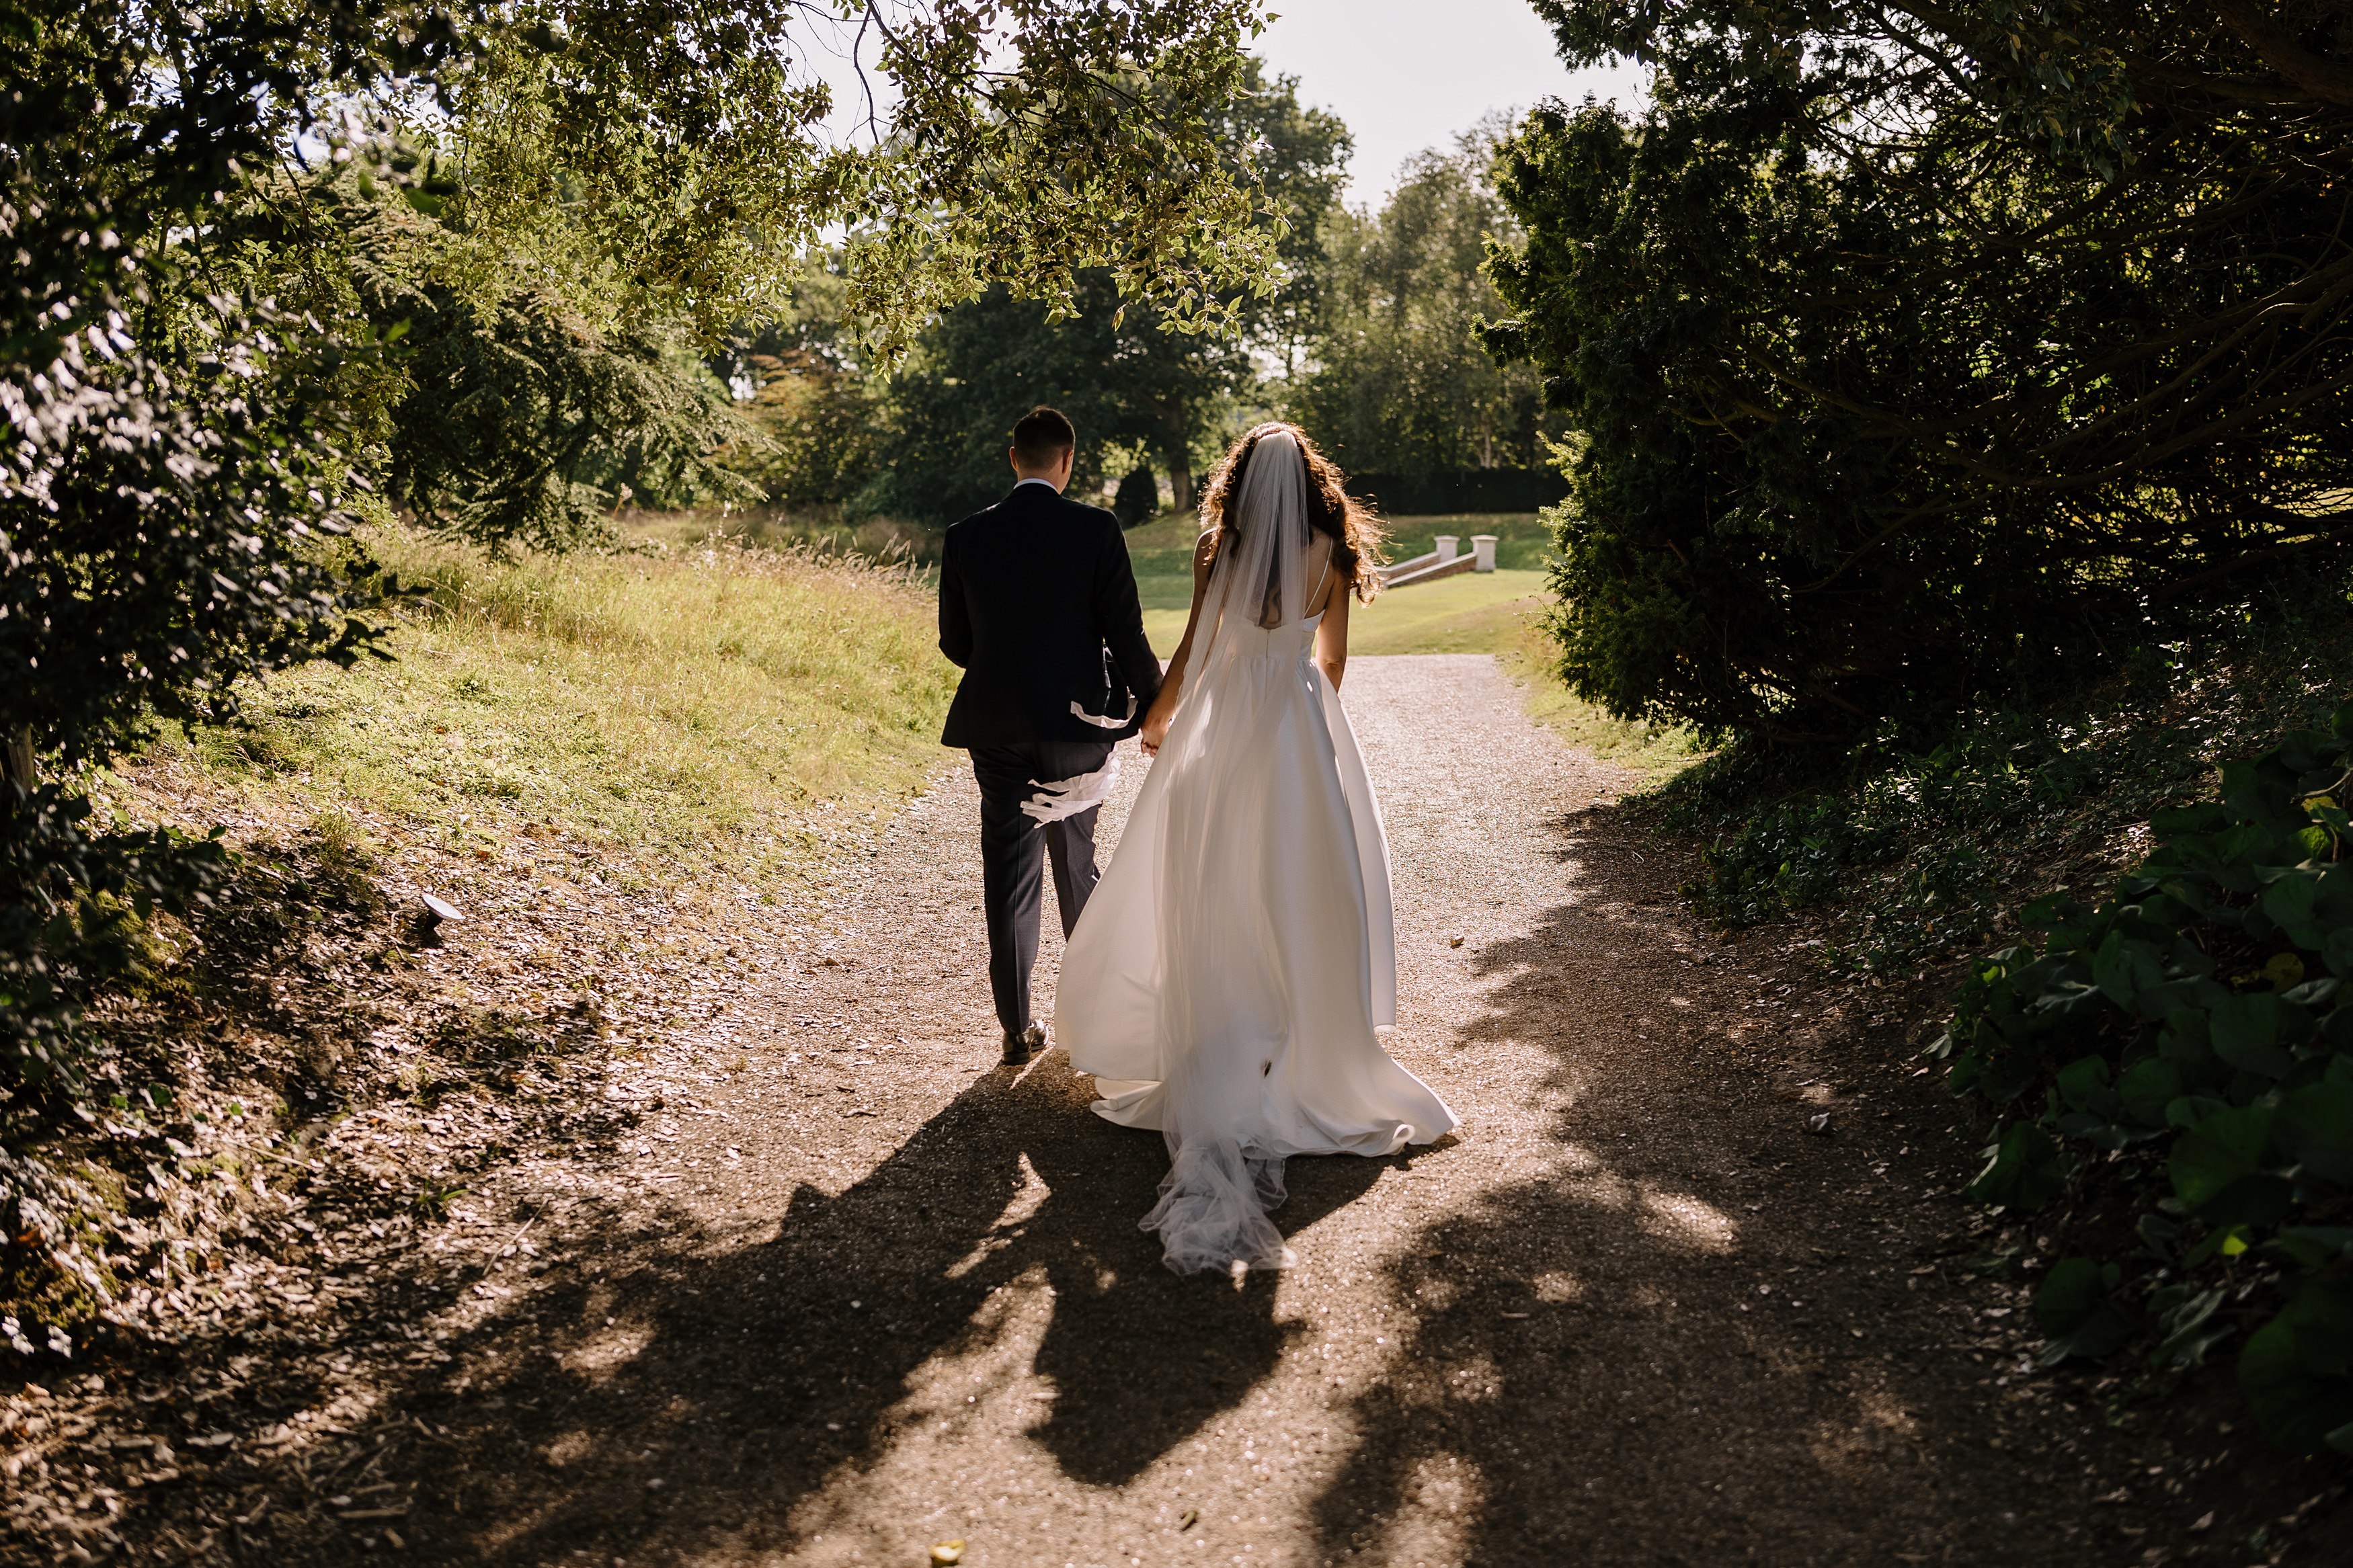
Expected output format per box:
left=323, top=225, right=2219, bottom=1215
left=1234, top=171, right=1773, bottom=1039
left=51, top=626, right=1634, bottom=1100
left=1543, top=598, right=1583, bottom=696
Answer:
left=969, top=741, right=1117, bottom=1038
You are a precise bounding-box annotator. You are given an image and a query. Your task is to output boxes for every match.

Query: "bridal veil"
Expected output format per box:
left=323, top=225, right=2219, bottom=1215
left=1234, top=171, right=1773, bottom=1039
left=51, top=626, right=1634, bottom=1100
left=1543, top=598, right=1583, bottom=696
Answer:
left=1055, top=424, right=1457, bottom=1274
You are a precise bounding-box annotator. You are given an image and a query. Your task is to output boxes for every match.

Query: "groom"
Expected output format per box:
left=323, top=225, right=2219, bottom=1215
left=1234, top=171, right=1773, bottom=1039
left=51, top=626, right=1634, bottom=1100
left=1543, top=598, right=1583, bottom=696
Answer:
left=939, top=407, right=1162, bottom=1066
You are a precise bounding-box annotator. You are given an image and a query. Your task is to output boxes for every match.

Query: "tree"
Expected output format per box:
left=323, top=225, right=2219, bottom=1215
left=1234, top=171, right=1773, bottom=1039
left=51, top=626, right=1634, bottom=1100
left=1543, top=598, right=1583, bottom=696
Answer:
left=861, top=59, right=1351, bottom=523
left=1, top=0, right=411, bottom=1085
left=3, top=0, right=1287, bottom=1090
left=1483, top=0, right=2353, bottom=743
left=1289, top=125, right=1554, bottom=478
left=725, top=260, right=887, bottom=512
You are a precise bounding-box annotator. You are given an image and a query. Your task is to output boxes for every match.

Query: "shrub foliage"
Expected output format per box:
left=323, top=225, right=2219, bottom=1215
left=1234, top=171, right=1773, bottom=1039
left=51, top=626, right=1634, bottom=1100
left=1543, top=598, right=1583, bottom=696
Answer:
left=1937, top=713, right=2353, bottom=1457
left=1484, top=0, right=2353, bottom=742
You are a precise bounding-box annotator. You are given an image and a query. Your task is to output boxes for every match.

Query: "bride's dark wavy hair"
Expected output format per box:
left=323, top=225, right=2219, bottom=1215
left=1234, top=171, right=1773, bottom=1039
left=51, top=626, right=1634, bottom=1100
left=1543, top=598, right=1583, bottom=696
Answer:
left=1197, top=423, right=1389, bottom=604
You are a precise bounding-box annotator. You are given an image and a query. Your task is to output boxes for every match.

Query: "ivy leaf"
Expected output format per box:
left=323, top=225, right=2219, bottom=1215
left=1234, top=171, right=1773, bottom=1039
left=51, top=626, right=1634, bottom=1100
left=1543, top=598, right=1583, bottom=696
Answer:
left=2169, top=1105, right=2290, bottom=1227
left=2239, top=1276, right=2353, bottom=1456
left=2034, top=1257, right=2136, bottom=1364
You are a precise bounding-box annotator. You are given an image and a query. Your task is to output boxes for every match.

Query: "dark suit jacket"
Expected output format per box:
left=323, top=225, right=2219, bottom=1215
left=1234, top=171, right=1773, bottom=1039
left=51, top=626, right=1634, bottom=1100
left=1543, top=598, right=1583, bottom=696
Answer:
left=939, top=482, right=1162, bottom=747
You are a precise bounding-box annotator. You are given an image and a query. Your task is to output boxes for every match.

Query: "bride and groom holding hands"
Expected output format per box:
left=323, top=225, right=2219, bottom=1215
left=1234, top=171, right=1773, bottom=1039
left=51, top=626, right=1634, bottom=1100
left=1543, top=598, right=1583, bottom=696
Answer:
left=936, top=407, right=1457, bottom=1276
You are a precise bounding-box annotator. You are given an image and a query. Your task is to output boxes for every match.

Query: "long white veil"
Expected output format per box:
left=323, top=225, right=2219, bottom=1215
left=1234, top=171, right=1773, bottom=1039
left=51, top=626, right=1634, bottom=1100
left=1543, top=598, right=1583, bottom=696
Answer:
left=1139, top=427, right=1331, bottom=1272
left=1055, top=423, right=1451, bottom=1276
left=1195, top=424, right=1325, bottom=657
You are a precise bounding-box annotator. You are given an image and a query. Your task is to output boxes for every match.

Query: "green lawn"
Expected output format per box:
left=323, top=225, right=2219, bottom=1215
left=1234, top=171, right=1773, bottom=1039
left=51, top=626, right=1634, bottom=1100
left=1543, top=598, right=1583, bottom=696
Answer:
left=1134, top=510, right=1554, bottom=658
left=150, top=528, right=958, bottom=884
left=1142, top=567, right=1551, bottom=658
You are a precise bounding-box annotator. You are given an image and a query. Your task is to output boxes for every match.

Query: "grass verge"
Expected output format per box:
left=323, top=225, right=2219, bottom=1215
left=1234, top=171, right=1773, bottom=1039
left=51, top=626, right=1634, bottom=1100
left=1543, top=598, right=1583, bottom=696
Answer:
left=157, top=528, right=959, bottom=888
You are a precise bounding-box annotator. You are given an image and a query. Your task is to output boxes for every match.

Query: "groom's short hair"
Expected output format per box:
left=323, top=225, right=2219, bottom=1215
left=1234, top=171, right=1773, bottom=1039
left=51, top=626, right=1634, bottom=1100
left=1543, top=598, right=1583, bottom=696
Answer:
left=1012, top=406, right=1076, bottom=466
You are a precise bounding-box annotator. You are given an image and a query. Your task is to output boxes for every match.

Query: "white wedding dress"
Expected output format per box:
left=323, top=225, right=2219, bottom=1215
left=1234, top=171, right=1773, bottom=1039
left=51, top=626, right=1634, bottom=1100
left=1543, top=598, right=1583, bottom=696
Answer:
left=1055, top=426, right=1457, bottom=1275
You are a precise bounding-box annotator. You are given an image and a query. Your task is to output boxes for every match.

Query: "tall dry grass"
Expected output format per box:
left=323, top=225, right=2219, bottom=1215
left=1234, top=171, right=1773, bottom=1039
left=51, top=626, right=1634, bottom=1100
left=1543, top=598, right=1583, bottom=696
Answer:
left=167, top=528, right=959, bottom=881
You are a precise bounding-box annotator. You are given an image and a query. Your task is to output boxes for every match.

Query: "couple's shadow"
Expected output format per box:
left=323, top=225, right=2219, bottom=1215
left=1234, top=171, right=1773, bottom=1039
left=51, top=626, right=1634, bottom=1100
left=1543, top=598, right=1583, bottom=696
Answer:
left=416, top=1051, right=1388, bottom=1561
left=1000, top=1059, right=1389, bottom=1483
left=791, top=1053, right=1386, bottom=1486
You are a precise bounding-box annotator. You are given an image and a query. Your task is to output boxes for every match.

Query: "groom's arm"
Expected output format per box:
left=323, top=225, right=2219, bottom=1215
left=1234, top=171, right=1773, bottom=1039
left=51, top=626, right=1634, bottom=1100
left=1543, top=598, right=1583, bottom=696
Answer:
left=938, top=532, right=973, bottom=667
left=1094, top=520, right=1162, bottom=714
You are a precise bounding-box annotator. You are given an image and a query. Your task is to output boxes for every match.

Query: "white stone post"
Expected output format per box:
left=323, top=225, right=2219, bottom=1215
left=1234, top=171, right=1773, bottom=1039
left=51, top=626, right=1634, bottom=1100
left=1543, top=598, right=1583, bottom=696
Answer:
left=1471, top=534, right=1499, bottom=572
left=1435, top=534, right=1460, bottom=563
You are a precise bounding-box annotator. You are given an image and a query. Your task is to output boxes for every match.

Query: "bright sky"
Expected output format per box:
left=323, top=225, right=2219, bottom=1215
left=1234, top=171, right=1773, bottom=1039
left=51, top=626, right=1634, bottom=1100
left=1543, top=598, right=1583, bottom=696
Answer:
left=1252, top=0, right=1646, bottom=204
left=799, top=2, right=1648, bottom=208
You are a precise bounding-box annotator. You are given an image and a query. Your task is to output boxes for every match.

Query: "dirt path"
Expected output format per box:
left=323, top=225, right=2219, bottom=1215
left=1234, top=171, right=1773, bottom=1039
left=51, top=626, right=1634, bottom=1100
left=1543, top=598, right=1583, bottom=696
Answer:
left=38, top=655, right=2272, bottom=1565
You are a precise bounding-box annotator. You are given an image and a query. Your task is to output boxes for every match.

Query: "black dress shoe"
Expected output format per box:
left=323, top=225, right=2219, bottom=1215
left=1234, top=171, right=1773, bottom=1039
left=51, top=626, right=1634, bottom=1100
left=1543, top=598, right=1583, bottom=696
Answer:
left=1001, top=1022, right=1046, bottom=1065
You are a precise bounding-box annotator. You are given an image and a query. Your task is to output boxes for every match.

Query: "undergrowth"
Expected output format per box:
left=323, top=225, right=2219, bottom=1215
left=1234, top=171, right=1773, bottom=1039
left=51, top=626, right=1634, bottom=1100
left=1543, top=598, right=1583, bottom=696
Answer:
left=5, top=526, right=955, bottom=1358
left=1657, top=575, right=2353, bottom=1455
left=1657, top=581, right=2353, bottom=978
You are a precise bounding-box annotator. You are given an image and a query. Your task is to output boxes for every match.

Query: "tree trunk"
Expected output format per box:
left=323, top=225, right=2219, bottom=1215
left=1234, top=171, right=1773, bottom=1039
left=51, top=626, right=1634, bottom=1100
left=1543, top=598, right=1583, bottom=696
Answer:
left=5, top=726, right=34, bottom=792
left=1164, top=442, right=1195, bottom=517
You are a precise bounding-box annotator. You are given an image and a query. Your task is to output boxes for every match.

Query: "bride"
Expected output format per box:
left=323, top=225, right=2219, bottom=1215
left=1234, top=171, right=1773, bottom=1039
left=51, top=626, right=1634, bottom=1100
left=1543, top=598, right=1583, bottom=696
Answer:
left=1055, top=422, right=1458, bottom=1275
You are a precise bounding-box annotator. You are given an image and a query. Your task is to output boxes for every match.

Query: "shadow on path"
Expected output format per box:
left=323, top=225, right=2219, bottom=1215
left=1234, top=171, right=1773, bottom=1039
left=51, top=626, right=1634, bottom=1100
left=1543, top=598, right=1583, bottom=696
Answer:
left=378, top=1052, right=1385, bottom=1563
left=1304, top=803, right=2149, bottom=1568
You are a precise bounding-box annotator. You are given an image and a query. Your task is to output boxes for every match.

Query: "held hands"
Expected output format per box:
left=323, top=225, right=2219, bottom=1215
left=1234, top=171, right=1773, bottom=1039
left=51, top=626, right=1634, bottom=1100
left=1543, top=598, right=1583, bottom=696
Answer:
left=1140, top=697, right=1174, bottom=757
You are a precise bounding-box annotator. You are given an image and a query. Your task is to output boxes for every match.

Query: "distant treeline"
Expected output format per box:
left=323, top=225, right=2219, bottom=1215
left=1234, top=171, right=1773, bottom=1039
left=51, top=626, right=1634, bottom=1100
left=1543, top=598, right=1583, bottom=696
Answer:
left=717, top=103, right=1559, bottom=528
left=1344, top=470, right=1566, bottom=519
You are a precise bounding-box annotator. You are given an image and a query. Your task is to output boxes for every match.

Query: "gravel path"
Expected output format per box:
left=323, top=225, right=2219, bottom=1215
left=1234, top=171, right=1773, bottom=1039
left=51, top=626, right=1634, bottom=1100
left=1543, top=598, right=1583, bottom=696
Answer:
left=247, top=655, right=2231, bottom=1565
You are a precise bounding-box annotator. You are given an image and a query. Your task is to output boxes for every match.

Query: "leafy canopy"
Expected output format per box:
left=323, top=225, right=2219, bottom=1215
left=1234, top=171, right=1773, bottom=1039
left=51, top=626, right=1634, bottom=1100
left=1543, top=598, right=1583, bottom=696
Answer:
left=1484, top=0, right=2353, bottom=743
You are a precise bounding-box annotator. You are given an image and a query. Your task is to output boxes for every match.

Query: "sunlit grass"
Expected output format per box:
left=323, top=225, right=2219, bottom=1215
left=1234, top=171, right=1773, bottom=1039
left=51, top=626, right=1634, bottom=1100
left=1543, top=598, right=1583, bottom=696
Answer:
left=154, top=528, right=959, bottom=882
left=1497, top=615, right=1708, bottom=785
left=1138, top=544, right=1703, bottom=783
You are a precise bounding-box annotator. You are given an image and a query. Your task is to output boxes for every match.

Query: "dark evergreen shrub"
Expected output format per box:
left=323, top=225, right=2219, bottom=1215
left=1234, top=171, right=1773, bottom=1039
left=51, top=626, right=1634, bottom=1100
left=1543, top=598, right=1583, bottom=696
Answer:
left=1113, top=466, right=1161, bottom=526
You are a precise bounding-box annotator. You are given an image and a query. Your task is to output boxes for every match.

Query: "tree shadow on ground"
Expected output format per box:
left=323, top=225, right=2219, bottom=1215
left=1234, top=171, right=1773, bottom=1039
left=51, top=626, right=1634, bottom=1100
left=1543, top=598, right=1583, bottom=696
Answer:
left=1305, top=802, right=2152, bottom=1568
left=368, top=1048, right=1386, bottom=1563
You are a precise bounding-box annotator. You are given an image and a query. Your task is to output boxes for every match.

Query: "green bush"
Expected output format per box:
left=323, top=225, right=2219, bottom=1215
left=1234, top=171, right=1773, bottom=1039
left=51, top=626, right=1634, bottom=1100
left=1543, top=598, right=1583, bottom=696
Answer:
left=1936, top=710, right=2353, bottom=1456
left=1483, top=2, right=2353, bottom=743
left=1664, top=710, right=2114, bottom=973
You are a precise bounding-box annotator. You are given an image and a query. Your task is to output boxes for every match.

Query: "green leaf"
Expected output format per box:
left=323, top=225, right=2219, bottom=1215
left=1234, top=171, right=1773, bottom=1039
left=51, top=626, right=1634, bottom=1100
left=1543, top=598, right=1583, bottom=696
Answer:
left=1965, top=1120, right=2071, bottom=1209
left=2166, top=1093, right=2231, bottom=1128
left=2169, top=1104, right=2290, bottom=1225
left=2282, top=977, right=2342, bottom=1009
left=2240, top=1277, right=2353, bottom=1455
left=2159, top=1007, right=2213, bottom=1066
left=2263, top=872, right=2322, bottom=942
left=2092, top=931, right=2164, bottom=1009
left=2275, top=1080, right=2353, bottom=1186
left=2117, top=1057, right=2184, bottom=1127
left=2152, top=804, right=2229, bottom=837
left=2148, top=1284, right=2233, bottom=1372
left=2210, top=993, right=2293, bottom=1079
left=2056, top=1055, right=2120, bottom=1117
left=2272, top=1227, right=2353, bottom=1269
left=2034, top=1257, right=2137, bottom=1364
